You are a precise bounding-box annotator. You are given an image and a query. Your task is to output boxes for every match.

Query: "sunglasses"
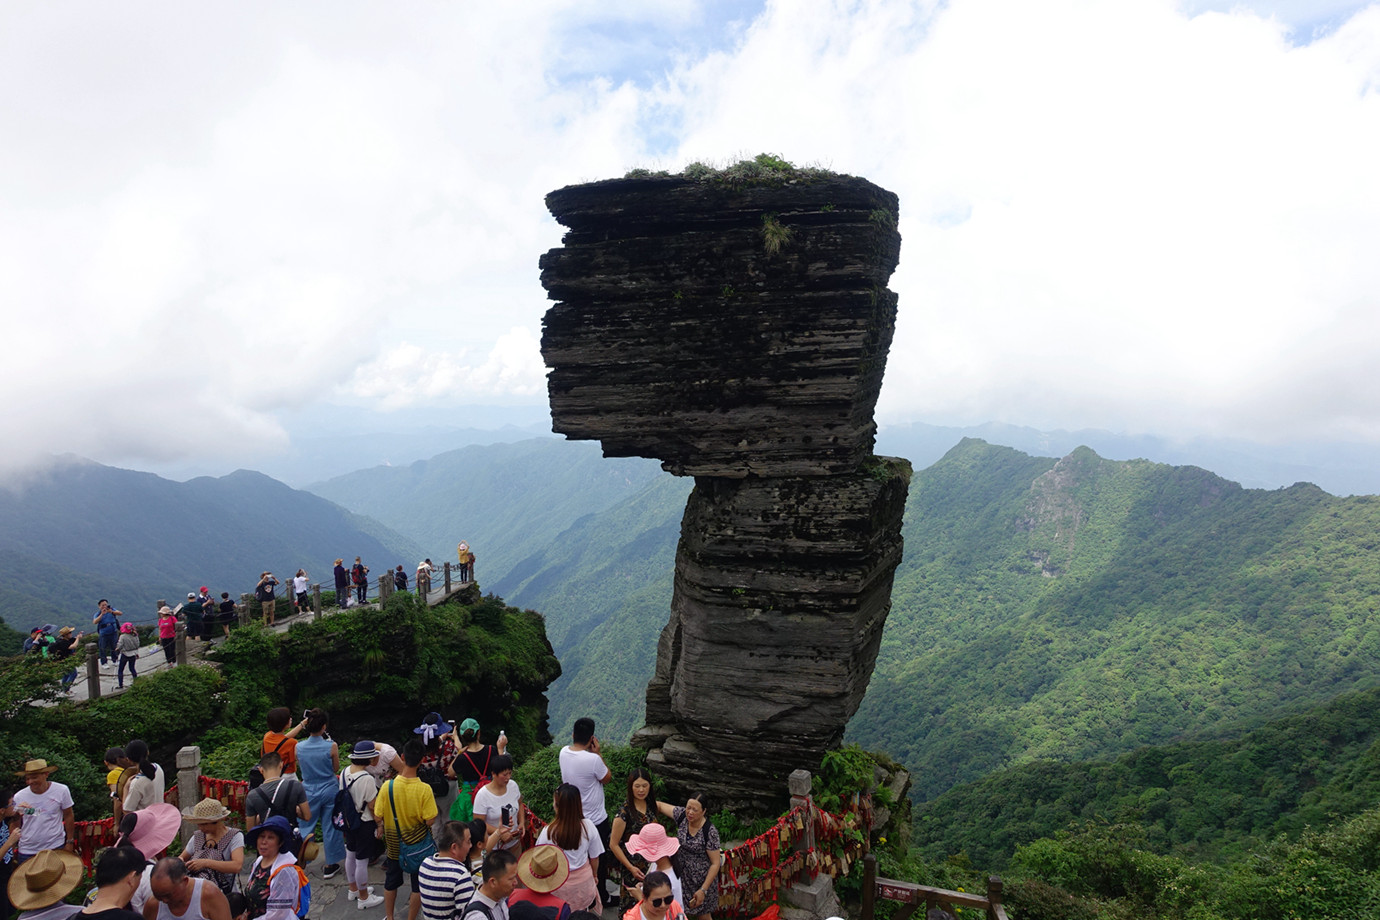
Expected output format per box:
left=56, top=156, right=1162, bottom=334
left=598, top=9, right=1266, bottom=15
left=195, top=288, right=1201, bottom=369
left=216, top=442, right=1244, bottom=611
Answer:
left=649, top=896, right=674, bottom=908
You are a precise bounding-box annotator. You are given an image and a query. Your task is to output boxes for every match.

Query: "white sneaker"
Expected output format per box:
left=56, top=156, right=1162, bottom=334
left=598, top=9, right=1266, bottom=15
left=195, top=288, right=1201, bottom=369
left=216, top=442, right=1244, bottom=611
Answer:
left=358, top=894, right=384, bottom=909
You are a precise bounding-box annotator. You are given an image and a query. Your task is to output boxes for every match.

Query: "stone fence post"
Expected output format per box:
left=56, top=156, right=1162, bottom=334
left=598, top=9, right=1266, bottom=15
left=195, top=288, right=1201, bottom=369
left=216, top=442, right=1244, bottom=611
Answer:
left=86, top=646, right=101, bottom=700
left=444, top=562, right=452, bottom=595
left=239, top=594, right=252, bottom=626
left=313, top=584, right=322, bottom=621
left=378, top=574, right=392, bottom=601
left=177, top=746, right=201, bottom=833
left=175, top=623, right=188, bottom=665
left=788, top=769, right=814, bottom=853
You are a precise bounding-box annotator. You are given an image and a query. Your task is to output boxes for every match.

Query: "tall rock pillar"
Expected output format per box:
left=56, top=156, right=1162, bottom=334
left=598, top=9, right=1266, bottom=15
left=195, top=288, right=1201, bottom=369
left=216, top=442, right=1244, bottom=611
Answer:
left=539, top=169, right=911, bottom=810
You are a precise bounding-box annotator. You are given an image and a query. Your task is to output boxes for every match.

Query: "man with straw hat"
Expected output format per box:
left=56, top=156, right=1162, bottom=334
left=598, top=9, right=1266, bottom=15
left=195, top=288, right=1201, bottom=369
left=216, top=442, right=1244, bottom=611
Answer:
left=8, top=849, right=83, bottom=920
left=13, top=761, right=75, bottom=861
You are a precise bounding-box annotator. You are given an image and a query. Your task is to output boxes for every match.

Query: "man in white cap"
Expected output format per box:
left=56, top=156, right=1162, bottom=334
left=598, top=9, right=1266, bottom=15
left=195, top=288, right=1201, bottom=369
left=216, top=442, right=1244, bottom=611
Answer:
left=13, top=761, right=75, bottom=861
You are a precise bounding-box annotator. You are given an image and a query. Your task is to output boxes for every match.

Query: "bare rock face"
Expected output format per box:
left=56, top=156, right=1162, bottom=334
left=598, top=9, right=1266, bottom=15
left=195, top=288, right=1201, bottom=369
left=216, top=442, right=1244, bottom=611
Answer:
left=539, top=169, right=910, bottom=810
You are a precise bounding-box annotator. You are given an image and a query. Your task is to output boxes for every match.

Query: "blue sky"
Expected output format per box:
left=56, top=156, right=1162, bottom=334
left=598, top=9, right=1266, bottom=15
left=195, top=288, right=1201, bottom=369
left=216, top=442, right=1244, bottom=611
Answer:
left=2, top=0, right=1379, bottom=477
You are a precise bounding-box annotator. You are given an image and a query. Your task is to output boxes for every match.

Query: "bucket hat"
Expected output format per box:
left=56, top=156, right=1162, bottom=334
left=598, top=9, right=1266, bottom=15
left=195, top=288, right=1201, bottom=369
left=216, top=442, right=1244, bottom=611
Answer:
left=625, top=823, right=680, bottom=862
left=182, top=798, right=233, bottom=823
left=517, top=844, right=569, bottom=893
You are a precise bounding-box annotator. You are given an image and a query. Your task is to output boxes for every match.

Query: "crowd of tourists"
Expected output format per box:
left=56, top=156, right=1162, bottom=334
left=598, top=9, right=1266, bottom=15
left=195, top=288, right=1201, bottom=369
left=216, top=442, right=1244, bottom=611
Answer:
left=17, top=544, right=483, bottom=692
left=0, top=712, right=719, bottom=920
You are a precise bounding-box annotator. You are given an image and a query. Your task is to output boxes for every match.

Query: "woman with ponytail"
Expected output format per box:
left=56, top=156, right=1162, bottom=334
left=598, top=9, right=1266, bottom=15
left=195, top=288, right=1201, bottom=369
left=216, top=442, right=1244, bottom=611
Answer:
left=294, top=707, right=344, bottom=877
left=120, top=740, right=165, bottom=813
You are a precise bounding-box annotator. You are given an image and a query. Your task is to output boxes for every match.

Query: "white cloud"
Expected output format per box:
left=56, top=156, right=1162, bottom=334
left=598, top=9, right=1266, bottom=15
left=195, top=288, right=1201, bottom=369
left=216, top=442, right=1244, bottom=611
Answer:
left=2, top=0, right=1379, bottom=478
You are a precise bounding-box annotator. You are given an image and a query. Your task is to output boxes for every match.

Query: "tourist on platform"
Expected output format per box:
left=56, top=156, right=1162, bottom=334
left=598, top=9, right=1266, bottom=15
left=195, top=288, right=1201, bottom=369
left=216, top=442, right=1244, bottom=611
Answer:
left=14, top=760, right=75, bottom=860
left=255, top=574, right=279, bottom=627
left=418, top=821, right=477, bottom=920
left=621, top=870, right=682, bottom=920
left=610, top=769, right=660, bottom=912
left=449, top=720, right=507, bottom=823
left=655, top=794, right=718, bottom=920
left=416, top=560, right=433, bottom=599
left=509, top=846, right=572, bottom=920
left=339, top=742, right=384, bottom=909
left=534, top=785, right=603, bottom=911
left=179, top=798, right=245, bottom=896
left=459, top=849, right=518, bottom=920
left=52, top=627, right=82, bottom=689
left=120, top=742, right=165, bottom=815
left=333, top=560, right=349, bottom=608
left=93, top=600, right=123, bottom=668
left=456, top=543, right=471, bottom=583
left=117, top=624, right=140, bottom=689
left=394, top=566, right=408, bottom=592
left=157, top=605, right=177, bottom=665
left=350, top=558, right=369, bottom=605
left=79, top=846, right=147, bottom=920
left=146, top=856, right=232, bottom=920
left=243, top=817, right=300, bottom=920
left=472, top=756, right=522, bottom=855
left=623, top=826, right=680, bottom=907
left=292, top=571, right=310, bottom=614
left=294, top=708, right=344, bottom=877
left=375, top=740, right=438, bottom=920
left=8, top=847, right=83, bottom=920
left=559, top=718, right=613, bottom=906
left=182, top=593, right=206, bottom=642
left=217, top=594, right=237, bottom=638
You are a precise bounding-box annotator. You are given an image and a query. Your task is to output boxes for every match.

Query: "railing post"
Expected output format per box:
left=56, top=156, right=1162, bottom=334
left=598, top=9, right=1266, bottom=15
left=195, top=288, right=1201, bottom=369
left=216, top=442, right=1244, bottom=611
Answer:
left=378, top=574, right=390, bottom=601
left=788, top=769, right=814, bottom=855
left=313, top=583, right=322, bottom=620
left=444, top=562, right=452, bottom=595
left=239, top=594, right=252, bottom=626
left=861, top=853, right=877, bottom=920
left=175, top=622, right=188, bottom=665
left=177, top=746, right=201, bottom=834
left=86, top=645, right=101, bottom=700
left=987, top=876, right=1003, bottom=920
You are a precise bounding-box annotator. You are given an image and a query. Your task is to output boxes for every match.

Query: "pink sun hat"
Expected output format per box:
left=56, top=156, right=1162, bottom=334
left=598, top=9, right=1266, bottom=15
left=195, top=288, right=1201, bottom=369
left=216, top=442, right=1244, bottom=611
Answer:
left=625, top=823, right=680, bottom=862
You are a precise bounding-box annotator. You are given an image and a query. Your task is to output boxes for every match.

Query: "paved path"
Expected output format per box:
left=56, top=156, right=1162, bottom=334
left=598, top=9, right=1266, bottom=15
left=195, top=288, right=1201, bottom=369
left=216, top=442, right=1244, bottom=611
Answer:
left=63, top=583, right=476, bottom=705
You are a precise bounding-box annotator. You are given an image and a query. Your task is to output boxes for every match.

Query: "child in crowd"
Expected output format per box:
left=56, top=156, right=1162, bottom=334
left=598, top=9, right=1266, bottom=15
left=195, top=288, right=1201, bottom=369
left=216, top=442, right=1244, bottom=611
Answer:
left=104, top=747, right=125, bottom=810
left=117, top=623, right=140, bottom=689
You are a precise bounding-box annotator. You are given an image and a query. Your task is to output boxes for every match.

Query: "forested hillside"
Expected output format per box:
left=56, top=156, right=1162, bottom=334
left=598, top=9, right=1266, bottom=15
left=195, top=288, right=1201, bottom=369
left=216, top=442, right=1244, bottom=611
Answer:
left=912, top=684, right=1380, bottom=868
left=308, top=438, right=665, bottom=587
left=0, top=458, right=421, bottom=627
left=851, top=439, right=1380, bottom=800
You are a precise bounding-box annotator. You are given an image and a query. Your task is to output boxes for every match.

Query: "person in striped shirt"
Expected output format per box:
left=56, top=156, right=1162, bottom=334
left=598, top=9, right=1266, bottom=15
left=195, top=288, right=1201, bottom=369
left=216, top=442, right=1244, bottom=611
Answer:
left=418, top=822, right=477, bottom=920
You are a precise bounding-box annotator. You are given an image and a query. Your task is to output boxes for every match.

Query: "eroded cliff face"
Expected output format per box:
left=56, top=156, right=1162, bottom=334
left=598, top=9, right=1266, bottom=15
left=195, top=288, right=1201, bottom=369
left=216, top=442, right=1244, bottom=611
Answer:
left=539, top=171, right=910, bottom=809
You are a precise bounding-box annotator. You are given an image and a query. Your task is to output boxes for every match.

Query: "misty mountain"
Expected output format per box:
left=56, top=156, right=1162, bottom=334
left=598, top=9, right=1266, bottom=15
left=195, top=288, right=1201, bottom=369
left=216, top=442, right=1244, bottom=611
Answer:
left=0, top=457, right=421, bottom=628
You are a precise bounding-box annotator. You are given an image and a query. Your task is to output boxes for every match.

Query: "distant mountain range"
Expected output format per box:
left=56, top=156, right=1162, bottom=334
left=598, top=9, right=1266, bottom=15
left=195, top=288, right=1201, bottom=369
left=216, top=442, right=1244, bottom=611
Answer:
left=0, top=457, right=421, bottom=632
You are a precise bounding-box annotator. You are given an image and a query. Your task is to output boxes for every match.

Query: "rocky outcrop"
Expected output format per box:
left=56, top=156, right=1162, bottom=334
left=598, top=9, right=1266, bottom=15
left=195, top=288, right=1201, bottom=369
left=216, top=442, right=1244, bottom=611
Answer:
left=539, top=169, right=909, bottom=809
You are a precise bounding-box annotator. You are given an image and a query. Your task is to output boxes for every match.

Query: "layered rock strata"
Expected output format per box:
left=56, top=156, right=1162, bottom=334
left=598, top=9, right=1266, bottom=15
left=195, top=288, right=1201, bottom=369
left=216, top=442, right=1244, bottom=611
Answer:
left=539, top=171, right=910, bottom=809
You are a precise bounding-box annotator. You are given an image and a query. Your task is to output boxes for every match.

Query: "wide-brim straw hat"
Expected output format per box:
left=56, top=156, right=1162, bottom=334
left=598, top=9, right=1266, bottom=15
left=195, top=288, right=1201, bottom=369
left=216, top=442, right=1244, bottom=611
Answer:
left=183, top=797, right=232, bottom=823
left=625, top=823, right=679, bottom=861
left=15, top=759, right=59, bottom=777
left=128, top=803, right=182, bottom=858
left=517, top=844, right=570, bottom=893
left=8, top=849, right=84, bottom=910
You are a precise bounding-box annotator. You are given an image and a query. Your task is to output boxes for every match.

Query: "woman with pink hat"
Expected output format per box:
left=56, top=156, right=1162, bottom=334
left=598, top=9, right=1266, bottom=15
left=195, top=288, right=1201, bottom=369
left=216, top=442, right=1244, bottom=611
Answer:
left=623, top=824, right=681, bottom=908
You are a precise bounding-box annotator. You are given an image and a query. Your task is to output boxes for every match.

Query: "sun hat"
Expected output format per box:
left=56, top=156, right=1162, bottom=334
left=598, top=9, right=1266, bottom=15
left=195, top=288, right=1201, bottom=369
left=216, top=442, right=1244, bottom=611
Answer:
left=15, top=759, right=59, bottom=777
left=459, top=718, right=481, bottom=735
left=7, top=848, right=84, bottom=910
left=349, top=741, right=380, bottom=762
left=245, top=815, right=294, bottom=851
left=516, top=844, right=569, bottom=893
left=59, top=626, right=74, bottom=636
left=183, top=797, right=232, bottom=823
left=120, top=622, right=136, bottom=634
left=625, top=823, right=680, bottom=862
left=126, top=803, right=182, bottom=858
left=414, top=712, right=453, bottom=742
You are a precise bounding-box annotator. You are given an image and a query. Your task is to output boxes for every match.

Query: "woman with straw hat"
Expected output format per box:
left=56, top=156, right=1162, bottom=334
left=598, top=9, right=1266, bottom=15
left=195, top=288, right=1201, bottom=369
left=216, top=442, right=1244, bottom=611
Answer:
left=509, top=845, right=571, bottom=918
left=179, top=799, right=245, bottom=896
left=8, top=848, right=83, bottom=920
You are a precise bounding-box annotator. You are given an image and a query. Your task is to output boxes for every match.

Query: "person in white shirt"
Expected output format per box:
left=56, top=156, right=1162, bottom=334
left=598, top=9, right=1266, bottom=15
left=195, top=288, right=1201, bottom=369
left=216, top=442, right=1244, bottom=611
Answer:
left=13, top=759, right=75, bottom=857
left=460, top=850, right=517, bottom=920
left=558, top=718, right=613, bottom=906
left=534, top=785, right=604, bottom=911
left=472, top=757, right=522, bottom=853
left=120, top=742, right=165, bottom=815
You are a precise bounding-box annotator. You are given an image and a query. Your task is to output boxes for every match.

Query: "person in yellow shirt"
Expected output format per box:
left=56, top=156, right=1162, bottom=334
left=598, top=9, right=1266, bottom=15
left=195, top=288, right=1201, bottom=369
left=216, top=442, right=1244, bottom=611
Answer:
left=374, top=740, right=438, bottom=920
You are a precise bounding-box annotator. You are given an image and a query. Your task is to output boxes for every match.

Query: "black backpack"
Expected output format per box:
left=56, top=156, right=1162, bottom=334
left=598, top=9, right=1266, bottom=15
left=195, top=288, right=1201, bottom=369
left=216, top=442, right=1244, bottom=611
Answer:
left=333, top=772, right=365, bottom=834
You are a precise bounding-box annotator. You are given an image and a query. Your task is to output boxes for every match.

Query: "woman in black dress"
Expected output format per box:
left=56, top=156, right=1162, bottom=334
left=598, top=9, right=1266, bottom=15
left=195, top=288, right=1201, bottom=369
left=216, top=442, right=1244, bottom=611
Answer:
left=610, top=768, right=661, bottom=910
left=657, top=791, right=720, bottom=919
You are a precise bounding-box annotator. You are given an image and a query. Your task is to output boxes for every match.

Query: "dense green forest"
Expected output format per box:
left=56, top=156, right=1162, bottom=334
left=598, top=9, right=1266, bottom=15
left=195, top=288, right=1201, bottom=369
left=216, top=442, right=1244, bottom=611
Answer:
left=911, top=683, right=1380, bottom=869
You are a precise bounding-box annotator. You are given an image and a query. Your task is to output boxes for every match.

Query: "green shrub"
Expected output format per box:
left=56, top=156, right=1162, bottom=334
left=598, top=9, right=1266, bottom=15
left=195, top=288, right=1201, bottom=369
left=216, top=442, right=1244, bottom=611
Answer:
left=61, top=665, right=224, bottom=762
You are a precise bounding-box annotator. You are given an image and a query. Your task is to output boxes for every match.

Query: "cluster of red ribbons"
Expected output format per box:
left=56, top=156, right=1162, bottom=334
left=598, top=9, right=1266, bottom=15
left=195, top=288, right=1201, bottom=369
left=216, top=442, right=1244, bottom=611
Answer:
left=717, top=794, right=871, bottom=917
left=199, top=776, right=250, bottom=825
